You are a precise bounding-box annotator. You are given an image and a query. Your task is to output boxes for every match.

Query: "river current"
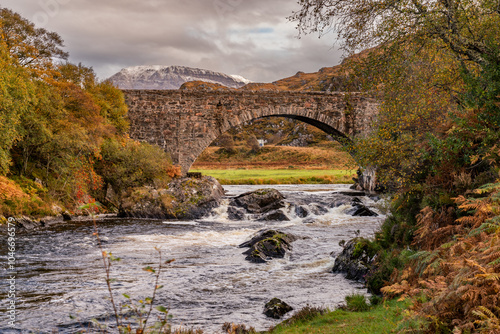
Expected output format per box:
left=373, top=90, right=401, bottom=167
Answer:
left=1, top=184, right=385, bottom=333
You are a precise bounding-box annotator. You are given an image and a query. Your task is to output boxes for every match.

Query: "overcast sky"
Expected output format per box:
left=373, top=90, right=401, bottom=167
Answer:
left=2, top=0, right=342, bottom=82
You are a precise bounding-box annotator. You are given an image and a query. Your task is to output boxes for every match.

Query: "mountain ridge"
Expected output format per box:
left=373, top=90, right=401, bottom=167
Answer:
left=109, top=65, right=252, bottom=90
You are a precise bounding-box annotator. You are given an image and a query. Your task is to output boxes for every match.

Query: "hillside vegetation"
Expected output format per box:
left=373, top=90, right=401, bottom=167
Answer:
left=0, top=9, right=179, bottom=219
left=287, top=0, right=500, bottom=333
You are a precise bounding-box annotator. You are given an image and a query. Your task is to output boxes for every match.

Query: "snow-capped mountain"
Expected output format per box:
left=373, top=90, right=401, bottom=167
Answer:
left=109, top=65, right=252, bottom=90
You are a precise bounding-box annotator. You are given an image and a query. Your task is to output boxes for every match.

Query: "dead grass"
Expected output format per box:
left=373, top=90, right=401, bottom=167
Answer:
left=192, top=145, right=356, bottom=171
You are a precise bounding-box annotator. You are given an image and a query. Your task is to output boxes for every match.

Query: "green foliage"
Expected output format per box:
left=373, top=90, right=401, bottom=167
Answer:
left=344, top=294, right=370, bottom=312
left=352, top=237, right=379, bottom=259
left=96, top=138, right=173, bottom=199
left=0, top=42, right=34, bottom=175
left=0, top=9, right=175, bottom=214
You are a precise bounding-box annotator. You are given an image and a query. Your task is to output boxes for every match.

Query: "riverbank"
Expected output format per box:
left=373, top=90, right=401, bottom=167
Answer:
left=267, top=298, right=410, bottom=334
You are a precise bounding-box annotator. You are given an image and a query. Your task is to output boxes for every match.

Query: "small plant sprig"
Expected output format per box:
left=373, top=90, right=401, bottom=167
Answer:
left=80, top=201, right=123, bottom=332
left=121, top=248, right=174, bottom=333
left=79, top=201, right=175, bottom=333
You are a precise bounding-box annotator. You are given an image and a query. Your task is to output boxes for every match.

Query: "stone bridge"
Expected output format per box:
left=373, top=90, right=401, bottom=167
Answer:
left=123, top=90, right=379, bottom=173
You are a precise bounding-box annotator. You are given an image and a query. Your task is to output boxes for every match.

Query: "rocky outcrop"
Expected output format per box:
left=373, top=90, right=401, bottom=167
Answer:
left=239, top=230, right=297, bottom=263
left=1, top=215, right=113, bottom=232
left=332, top=237, right=376, bottom=282
left=351, top=167, right=383, bottom=193
left=230, top=188, right=285, bottom=214
left=226, top=188, right=291, bottom=221
left=264, top=298, right=293, bottom=319
left=346, top=198, right=378, bottom=217
left=119, top=176, right=224, bottom=219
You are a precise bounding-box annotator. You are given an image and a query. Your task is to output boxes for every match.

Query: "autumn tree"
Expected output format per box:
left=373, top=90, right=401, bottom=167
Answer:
left=218, top=133, right=236, bottom=153
left=291, top=2, right=500, bottom=331
left=246, top=134, right=261, bottom=153
left=0, top=7, right=68, bottom=73
left=291, top=0, right=500, bottom=191
left=0, top=40, right=34, bottom=175
left=290, top=0, right=500, bottom=66
left=0, top=8, right=174, bottom=214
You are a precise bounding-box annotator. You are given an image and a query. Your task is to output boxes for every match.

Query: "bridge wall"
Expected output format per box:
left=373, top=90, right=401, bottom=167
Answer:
left=123, top=90, right=378, bottom=173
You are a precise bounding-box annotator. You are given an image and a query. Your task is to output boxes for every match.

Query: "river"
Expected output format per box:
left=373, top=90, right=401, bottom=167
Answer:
left=0, top=184, right=385, bottom=333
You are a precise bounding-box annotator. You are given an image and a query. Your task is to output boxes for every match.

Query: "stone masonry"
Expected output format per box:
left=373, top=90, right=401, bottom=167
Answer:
left=123, top=89, right=379, bottom=174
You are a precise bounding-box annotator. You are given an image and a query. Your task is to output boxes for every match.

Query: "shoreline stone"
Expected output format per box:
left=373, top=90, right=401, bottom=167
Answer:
left=119, top=176, right=224, bottom=220
left=332, top=237, right=376, bottom=282
left=264, top=298, right=293, bottom=319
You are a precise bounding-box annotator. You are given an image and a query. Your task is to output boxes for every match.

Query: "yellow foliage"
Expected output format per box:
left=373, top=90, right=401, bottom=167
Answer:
left=0, top=176, right=27, bottom=201
left=166, top=166, right=182, bottom=179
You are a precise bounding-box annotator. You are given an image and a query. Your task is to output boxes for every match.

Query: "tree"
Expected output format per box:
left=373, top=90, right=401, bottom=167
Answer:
left=0, top=40, right=34, bottom=175
left=246, top=134, right=260, bottom=152
left=0, top=7, right=68, bottom=73
left=290, top=0, right=500, bottom=67
left=291, top=0, right=500, bottom=191
left=218, top=133, right=236, bottom=153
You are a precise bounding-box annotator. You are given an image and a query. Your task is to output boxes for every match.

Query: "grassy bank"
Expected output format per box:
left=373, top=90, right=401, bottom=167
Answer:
left=189, top=169, right=356, bottom=185
left=268, top=298, right=410, bottom=334
left=191, top=145, right=356, bottom=171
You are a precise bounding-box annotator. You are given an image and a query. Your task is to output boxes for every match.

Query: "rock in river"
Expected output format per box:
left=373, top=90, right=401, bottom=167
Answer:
left=264, top=298, right=293, bottom=319
left=119, top=176, right=224, bottom=220
left=258, top=209, right=290, bottom=222
left=239, top=230, right=297, bottom=263
left=230, top=188, right=285, bottom=214
left=332, top=237, right=376, bottom=282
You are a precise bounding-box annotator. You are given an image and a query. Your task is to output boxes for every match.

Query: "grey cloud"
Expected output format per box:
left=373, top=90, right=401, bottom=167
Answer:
left=2, top=0, right=342, bottom=82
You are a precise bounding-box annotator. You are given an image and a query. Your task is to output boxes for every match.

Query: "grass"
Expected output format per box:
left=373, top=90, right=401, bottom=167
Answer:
left=268, top=298, right=411, bottom=334
left=189, top=169, right=356, bottom=185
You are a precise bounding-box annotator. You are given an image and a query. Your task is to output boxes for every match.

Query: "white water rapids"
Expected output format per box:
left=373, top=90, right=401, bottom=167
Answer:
left=0, top=184, right=385, bottom=333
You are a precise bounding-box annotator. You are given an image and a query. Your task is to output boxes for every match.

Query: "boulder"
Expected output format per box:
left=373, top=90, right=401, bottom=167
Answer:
left=230, top=189, right=285, bottom=214
left=263, top=298, right=293, bottom=319
left=258, top=209, right=290, bottom=222
left=119, top=176, right=224, bottom=220
left=294, top=205, right=309, bottom=218
left=227, top=206, right=246, bottom=220
left=347, top=203, right=378, bottom=217
left=240, top=230, right=296, bottom=263
left=332, top=237, right=375, bottom=282
left=309, top=204, right=329, bottom=216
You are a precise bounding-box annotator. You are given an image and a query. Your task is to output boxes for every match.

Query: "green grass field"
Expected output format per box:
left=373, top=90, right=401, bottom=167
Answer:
left=189, top=169, right=356, bottom=185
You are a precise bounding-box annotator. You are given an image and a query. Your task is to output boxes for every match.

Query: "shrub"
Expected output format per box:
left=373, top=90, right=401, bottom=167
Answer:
left=345, top=293, right=370, bottom=312
left=96, top=138, right=175, bottom=201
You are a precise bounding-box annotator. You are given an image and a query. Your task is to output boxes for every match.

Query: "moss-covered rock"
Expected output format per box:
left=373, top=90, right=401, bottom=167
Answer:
left=119, top=176, right=224, bottom=219
left=332, top=237, right=377, bottom=282
left=240, top=230, right=297, bottom=263
left=264, top=298, right=293, bottom=319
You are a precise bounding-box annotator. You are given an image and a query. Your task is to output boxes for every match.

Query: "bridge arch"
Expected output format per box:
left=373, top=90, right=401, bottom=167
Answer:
left=123, top=89, right=378, bottom=173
